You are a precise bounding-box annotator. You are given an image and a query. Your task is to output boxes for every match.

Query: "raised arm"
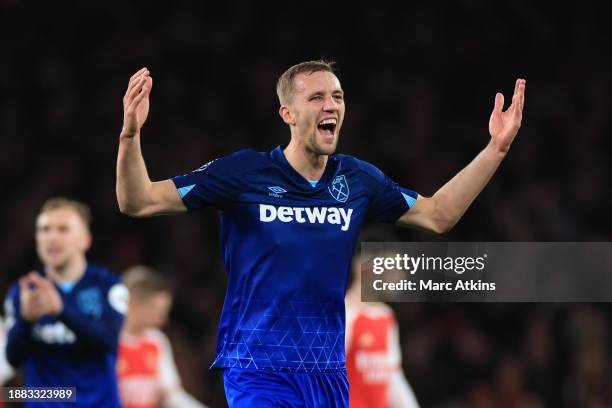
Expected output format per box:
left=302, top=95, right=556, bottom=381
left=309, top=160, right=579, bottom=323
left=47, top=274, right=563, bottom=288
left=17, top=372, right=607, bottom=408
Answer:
left=398, top=79, right=526, bottom=233
left=117, top=68, right=186, bottom=217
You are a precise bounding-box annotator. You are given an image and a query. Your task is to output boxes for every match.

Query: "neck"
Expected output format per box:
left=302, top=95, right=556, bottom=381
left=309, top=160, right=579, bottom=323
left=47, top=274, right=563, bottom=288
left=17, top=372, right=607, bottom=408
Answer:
left=283, top=139, right=328, bottom=181
left=45, top=256, right=87, bottom=284
left=347, top=284, right=384, bottom=308
left=123, top=314, right=146, bottom=337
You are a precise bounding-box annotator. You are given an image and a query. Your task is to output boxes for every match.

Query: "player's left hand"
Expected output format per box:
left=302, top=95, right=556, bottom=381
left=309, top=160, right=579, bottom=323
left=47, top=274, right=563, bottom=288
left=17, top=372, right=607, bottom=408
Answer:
left=488, top=79, right=526, bottom=155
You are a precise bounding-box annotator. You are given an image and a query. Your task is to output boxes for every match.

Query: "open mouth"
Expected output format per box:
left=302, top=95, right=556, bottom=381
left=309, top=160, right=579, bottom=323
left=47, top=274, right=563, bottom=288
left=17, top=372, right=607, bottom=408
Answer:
left=46, top=247, right=63, bottom=257
left=317, top=118, right=337, bottom=137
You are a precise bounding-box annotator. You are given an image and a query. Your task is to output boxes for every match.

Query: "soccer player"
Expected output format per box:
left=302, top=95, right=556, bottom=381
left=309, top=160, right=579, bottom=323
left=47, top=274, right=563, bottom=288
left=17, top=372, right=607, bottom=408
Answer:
left=1, top=316, right=15, bottom=408
left=346, top=256, right=420, bottom=408
left=116, top=61, right=525, bottom=406
left=118, top=265, right=207, bottom=408
left=3, top=198, right=128, bottom=408
left=0, top=317, right=14, bottom=383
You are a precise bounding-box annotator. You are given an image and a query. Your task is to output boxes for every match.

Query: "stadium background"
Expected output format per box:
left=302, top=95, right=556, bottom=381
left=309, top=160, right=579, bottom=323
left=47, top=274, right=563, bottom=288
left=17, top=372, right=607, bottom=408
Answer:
left=1, top=1, right=611, bottom=406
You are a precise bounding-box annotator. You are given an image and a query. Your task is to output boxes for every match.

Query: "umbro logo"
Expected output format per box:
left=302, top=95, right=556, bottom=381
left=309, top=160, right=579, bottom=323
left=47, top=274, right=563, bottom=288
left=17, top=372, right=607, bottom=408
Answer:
left=268, top=186, right=287, bottom=198
left=268, top=186, right=287, bottom=194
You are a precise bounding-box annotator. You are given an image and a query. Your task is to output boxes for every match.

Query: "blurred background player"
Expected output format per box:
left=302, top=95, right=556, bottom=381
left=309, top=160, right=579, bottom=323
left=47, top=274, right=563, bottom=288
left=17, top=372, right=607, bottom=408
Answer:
left=3, top=198, right=128, bottom=408
left=118, top=265, right=207, bottom=408
left=346, top=255, right=420, bottom=408
left=0, top=316, right=15, bottom=383
left=1, top=316, right=14, bottom=408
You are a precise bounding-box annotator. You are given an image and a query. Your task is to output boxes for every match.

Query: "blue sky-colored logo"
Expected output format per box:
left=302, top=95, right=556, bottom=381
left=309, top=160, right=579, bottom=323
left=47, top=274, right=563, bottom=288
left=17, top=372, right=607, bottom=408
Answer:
left=77, top=287, right=102, bottom=319
left=268, top=186, right=287, bottom=198
left=268, top=186, right=287, bottom=194
left=328, top=175, right=349, bottom=202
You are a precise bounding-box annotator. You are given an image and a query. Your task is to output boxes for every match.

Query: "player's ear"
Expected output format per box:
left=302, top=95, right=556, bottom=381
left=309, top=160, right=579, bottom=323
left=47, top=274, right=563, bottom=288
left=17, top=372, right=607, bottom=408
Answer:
left=279, top=105, right=295, bottom=126
left=81, top=232, right=92, bottom=252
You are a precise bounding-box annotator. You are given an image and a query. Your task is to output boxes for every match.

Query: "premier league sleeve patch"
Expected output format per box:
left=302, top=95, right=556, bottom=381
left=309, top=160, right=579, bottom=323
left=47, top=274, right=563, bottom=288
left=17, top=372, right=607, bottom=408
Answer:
left=108, top=283, right=129, bottom=315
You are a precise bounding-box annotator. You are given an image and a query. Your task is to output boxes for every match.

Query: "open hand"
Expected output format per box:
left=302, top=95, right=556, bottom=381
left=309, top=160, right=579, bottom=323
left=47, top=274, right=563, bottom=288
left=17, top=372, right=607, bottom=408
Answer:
left=121, top=67, right=153, bottom=138
left=489, top=79, right=526, bottom=154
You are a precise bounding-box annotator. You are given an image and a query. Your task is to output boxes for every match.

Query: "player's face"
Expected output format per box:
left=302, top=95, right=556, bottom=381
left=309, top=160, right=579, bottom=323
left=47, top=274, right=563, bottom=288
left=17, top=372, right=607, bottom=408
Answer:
left=290, top=71, right=345, bottom=155
left=35, top=208, right=91, bottom=270
left=132, top=292, right=172, bottom=329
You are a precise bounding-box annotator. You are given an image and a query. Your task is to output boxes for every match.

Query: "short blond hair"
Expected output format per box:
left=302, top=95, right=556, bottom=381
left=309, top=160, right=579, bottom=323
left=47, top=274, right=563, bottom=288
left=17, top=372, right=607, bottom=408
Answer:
left=122, top=265, right=172, bottom=299
left=39, top=197, right=92, bottom=231
left=276, top=60, right=336, bottom=105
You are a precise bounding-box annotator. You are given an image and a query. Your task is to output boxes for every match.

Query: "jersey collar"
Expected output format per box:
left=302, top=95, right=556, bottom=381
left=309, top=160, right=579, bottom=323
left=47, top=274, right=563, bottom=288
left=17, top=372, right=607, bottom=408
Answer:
left=39, top=264, right=91, bottom=294
left=270, top=145, right=340, bottom=191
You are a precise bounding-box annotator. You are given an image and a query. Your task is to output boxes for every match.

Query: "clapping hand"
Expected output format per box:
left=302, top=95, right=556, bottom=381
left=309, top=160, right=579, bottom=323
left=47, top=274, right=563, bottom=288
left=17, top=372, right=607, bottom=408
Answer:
left=19, top=273, right=63, bottom=322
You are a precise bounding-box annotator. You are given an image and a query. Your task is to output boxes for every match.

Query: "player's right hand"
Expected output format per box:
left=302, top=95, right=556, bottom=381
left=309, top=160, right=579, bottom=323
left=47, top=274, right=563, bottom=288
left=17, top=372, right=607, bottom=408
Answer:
left=19, top=272, right=45, bottom=322
left=121, top=67, right=153, bottom=139
left=18, top=273, right=64, bottom=321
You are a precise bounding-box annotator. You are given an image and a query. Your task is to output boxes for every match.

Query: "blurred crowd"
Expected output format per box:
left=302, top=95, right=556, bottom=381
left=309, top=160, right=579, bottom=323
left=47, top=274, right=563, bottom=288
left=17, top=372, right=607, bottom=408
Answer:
left=1, top=0, right=611, bottom=406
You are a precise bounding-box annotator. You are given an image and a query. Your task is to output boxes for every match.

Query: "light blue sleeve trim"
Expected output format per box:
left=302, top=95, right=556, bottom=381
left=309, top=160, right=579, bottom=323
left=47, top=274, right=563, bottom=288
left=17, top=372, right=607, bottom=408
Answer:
left=177, top=184, right=195, bottom=198
left=402, top=192, right=417, bottom=208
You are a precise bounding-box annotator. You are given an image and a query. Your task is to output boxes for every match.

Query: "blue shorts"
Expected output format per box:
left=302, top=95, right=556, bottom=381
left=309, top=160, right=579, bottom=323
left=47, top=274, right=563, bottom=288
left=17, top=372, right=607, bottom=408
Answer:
left=223, top=368, right=349, bottom=407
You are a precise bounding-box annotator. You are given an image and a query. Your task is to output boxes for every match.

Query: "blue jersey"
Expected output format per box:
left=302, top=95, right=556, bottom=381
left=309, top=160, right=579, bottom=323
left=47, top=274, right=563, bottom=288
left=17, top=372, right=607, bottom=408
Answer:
left=172, top=146, right=417, bottom=372
left=3, top=264, right=128, bottom=408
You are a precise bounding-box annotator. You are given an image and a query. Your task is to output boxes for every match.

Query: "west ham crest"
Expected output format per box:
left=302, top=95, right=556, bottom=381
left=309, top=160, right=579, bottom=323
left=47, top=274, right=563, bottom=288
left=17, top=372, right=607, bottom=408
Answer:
left=77, top=287, right=102, bottom=319
left=328, top=175, right=349, bottom=203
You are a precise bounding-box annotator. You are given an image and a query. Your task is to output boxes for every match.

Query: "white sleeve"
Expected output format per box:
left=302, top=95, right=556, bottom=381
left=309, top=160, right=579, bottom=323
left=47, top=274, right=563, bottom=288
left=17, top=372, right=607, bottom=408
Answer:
left=388, top=320, right=401, bottom=369
left=0, top=317, right=15, bottom=384
left=388, top=370, right=420, bottom=408
left=156, top=330, right=181, bottom=392
left=387, top=312, right=419, bottom=408
left=345, top=299, right=357, bottom=352
left=155, top=330, right=207, bottom=408
left=163, top=389, right=208, bottom=408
